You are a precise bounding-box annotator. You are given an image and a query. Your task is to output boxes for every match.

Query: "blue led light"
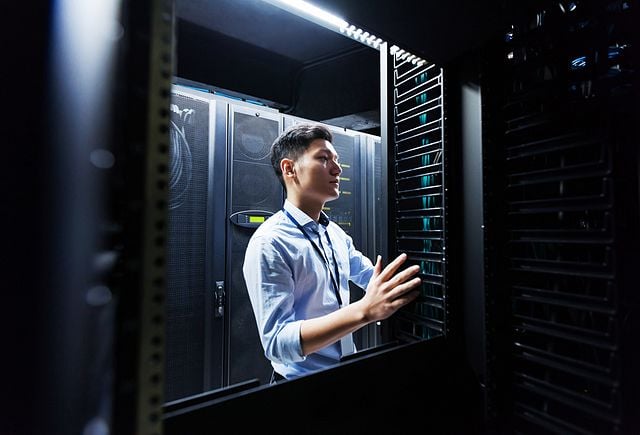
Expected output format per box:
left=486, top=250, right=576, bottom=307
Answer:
left=608, top=46, right=622, bottom=60
left=570, top=56, right=587, bottom=70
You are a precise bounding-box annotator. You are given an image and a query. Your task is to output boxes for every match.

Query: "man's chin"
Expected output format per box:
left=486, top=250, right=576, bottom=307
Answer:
left=325, top=191, right=340, bottom=202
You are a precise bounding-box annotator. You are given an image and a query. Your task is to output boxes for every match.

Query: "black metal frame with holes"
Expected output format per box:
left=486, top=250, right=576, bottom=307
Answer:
left=485, top=0, right=640, bottom=432
left=388, top=51, right=449, bottom=342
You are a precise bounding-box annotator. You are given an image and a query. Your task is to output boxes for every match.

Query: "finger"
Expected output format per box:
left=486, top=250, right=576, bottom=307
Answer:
left=389, top=264, right=420, bottom=287
left=390, top=289, right=420, bottom=308
left=378, top=253, right=407, bottom=281
left=372, top=255, right=382, bottom=278
left=390, top=277, right=422, bottom=299
left=377, top=253, right=409, bottom=282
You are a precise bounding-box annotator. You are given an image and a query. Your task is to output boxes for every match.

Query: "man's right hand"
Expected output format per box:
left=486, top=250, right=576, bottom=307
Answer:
left=360, top=253, right=421, bottom=322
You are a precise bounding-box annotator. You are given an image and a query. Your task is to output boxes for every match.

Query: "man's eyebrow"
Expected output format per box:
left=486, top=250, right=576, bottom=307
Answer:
left=315, top=148, right=339, bottom=159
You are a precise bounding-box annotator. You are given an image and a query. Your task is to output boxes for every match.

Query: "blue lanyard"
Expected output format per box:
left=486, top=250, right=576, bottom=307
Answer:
left=283, top=209, right=343, bottom=306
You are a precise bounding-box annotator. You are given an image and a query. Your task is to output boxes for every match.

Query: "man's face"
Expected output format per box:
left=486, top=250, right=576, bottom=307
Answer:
left=292, top=138, right=342, bottom=203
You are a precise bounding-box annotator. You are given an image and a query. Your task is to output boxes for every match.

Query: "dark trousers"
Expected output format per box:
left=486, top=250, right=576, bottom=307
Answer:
left=270, top=370, right=286, bottom=384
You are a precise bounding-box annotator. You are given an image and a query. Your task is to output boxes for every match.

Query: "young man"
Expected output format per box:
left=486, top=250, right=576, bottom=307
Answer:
left=243, top=123, right=421, bottom=382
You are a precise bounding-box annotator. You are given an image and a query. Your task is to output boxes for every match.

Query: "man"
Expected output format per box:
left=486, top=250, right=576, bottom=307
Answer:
left=243, top=123, right=421, bottom=382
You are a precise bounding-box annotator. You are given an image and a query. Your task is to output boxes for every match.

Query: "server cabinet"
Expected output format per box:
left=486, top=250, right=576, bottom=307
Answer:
left=226, top=103, right=283, bottom=386
left=482, top=1, right=640, bottom=432
left=360, top=133, right=386, bottom=349
left=166, top=87, right=226, bottom=400
left=167, top=86, right=284, bottom=397
left=363, top=134, right=385, bottom=262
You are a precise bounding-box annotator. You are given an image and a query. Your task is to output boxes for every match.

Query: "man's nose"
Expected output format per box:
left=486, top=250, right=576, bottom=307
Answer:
left=331, top=161, right=342, bottom=175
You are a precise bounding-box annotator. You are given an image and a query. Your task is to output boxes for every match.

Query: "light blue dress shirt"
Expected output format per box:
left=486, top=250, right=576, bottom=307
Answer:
left=243, top=200, right=374, bottom=380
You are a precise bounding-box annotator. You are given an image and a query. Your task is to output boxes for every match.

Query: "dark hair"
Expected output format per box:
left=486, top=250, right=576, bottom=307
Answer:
left=270, top=123, right=333, bottom=188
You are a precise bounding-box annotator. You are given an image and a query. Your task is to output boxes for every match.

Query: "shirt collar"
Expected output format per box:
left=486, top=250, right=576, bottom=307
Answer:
left=283, top=200, right=331, bottom=228
left=318, top=211, right=330, bottom=227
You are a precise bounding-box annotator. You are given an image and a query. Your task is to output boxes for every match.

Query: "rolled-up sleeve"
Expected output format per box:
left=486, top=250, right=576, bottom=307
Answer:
left=243, top=236, right=306, bottom=364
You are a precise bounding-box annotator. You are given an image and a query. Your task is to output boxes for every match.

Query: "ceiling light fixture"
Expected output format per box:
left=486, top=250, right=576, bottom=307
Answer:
left=262, top=0, right=387, bottom=50
left=262, top=0, right=348, bottom=30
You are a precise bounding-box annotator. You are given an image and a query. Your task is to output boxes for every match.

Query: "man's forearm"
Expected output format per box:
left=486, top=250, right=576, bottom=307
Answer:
left=299, top=300, right=369, bottom=356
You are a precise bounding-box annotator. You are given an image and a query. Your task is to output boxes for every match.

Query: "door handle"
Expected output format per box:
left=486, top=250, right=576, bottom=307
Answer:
left=214, top=281, right=225, bottom=318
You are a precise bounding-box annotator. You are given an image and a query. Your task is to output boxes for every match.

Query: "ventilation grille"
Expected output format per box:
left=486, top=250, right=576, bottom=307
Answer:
left=165, top=92, right=210, bottom=401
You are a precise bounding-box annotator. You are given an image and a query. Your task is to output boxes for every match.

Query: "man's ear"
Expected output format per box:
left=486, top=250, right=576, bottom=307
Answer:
left=281, top=158, right=295, bottom=178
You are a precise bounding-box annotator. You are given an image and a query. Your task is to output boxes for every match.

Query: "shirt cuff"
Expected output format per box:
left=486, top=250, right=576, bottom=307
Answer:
left=275, top=320, right=306, bottom=362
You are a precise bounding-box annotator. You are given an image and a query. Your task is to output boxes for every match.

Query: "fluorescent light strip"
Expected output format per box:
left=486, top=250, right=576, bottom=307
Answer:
left=262, top=0, right=387, bottom=50
left=263, top=0, right=348, bottom=29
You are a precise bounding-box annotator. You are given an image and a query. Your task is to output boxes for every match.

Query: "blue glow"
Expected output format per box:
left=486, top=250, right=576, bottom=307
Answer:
left=214, top=91, right=243, bottom=101
left=186, top=85, right=210, bottom=93
left=608, top=46, right=622, bottom=60
left=244, top=98, right=266, bottom=106
left=570, top=56, right=587, bottom=70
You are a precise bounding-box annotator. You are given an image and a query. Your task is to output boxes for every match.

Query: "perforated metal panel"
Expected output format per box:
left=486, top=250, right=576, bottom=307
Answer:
left=227, top=105, right=283, bottom=386
left=165, top=91, right=212, bottom=401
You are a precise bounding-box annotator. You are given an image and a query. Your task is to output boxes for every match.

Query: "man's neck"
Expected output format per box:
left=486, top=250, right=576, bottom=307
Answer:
left=287, top=196, right=324, bottom=222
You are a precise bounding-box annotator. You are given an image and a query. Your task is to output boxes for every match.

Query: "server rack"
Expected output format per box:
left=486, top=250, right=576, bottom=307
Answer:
left=358, top=132, right=386, bottom=350
left=482, top=1, right=640, bottom=433
left=387, top=51, right=450, bottom=342
left=166, top=85, right=284, bottom=397
left=225, top=103, right=283, bottom=387
left=165, top=88, right=227, bottom=401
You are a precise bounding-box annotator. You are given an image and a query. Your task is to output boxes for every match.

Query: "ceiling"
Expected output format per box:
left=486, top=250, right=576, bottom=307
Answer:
left=174, top=0, right=508, bottom=132
left=310, top=0, right=508, bottom=64
left=176, top=0, right=363, bottom=64
left=176, top=0, right=508, bottom=64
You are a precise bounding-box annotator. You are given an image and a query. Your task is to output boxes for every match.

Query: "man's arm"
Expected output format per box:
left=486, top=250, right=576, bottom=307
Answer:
left=299, top=253, right=421, bottom=356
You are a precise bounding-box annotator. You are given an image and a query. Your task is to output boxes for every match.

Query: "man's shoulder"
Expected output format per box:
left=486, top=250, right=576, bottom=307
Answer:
left=245, top=213, right=298, bottom=264
left=250, top=211, right=294, bottom=243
